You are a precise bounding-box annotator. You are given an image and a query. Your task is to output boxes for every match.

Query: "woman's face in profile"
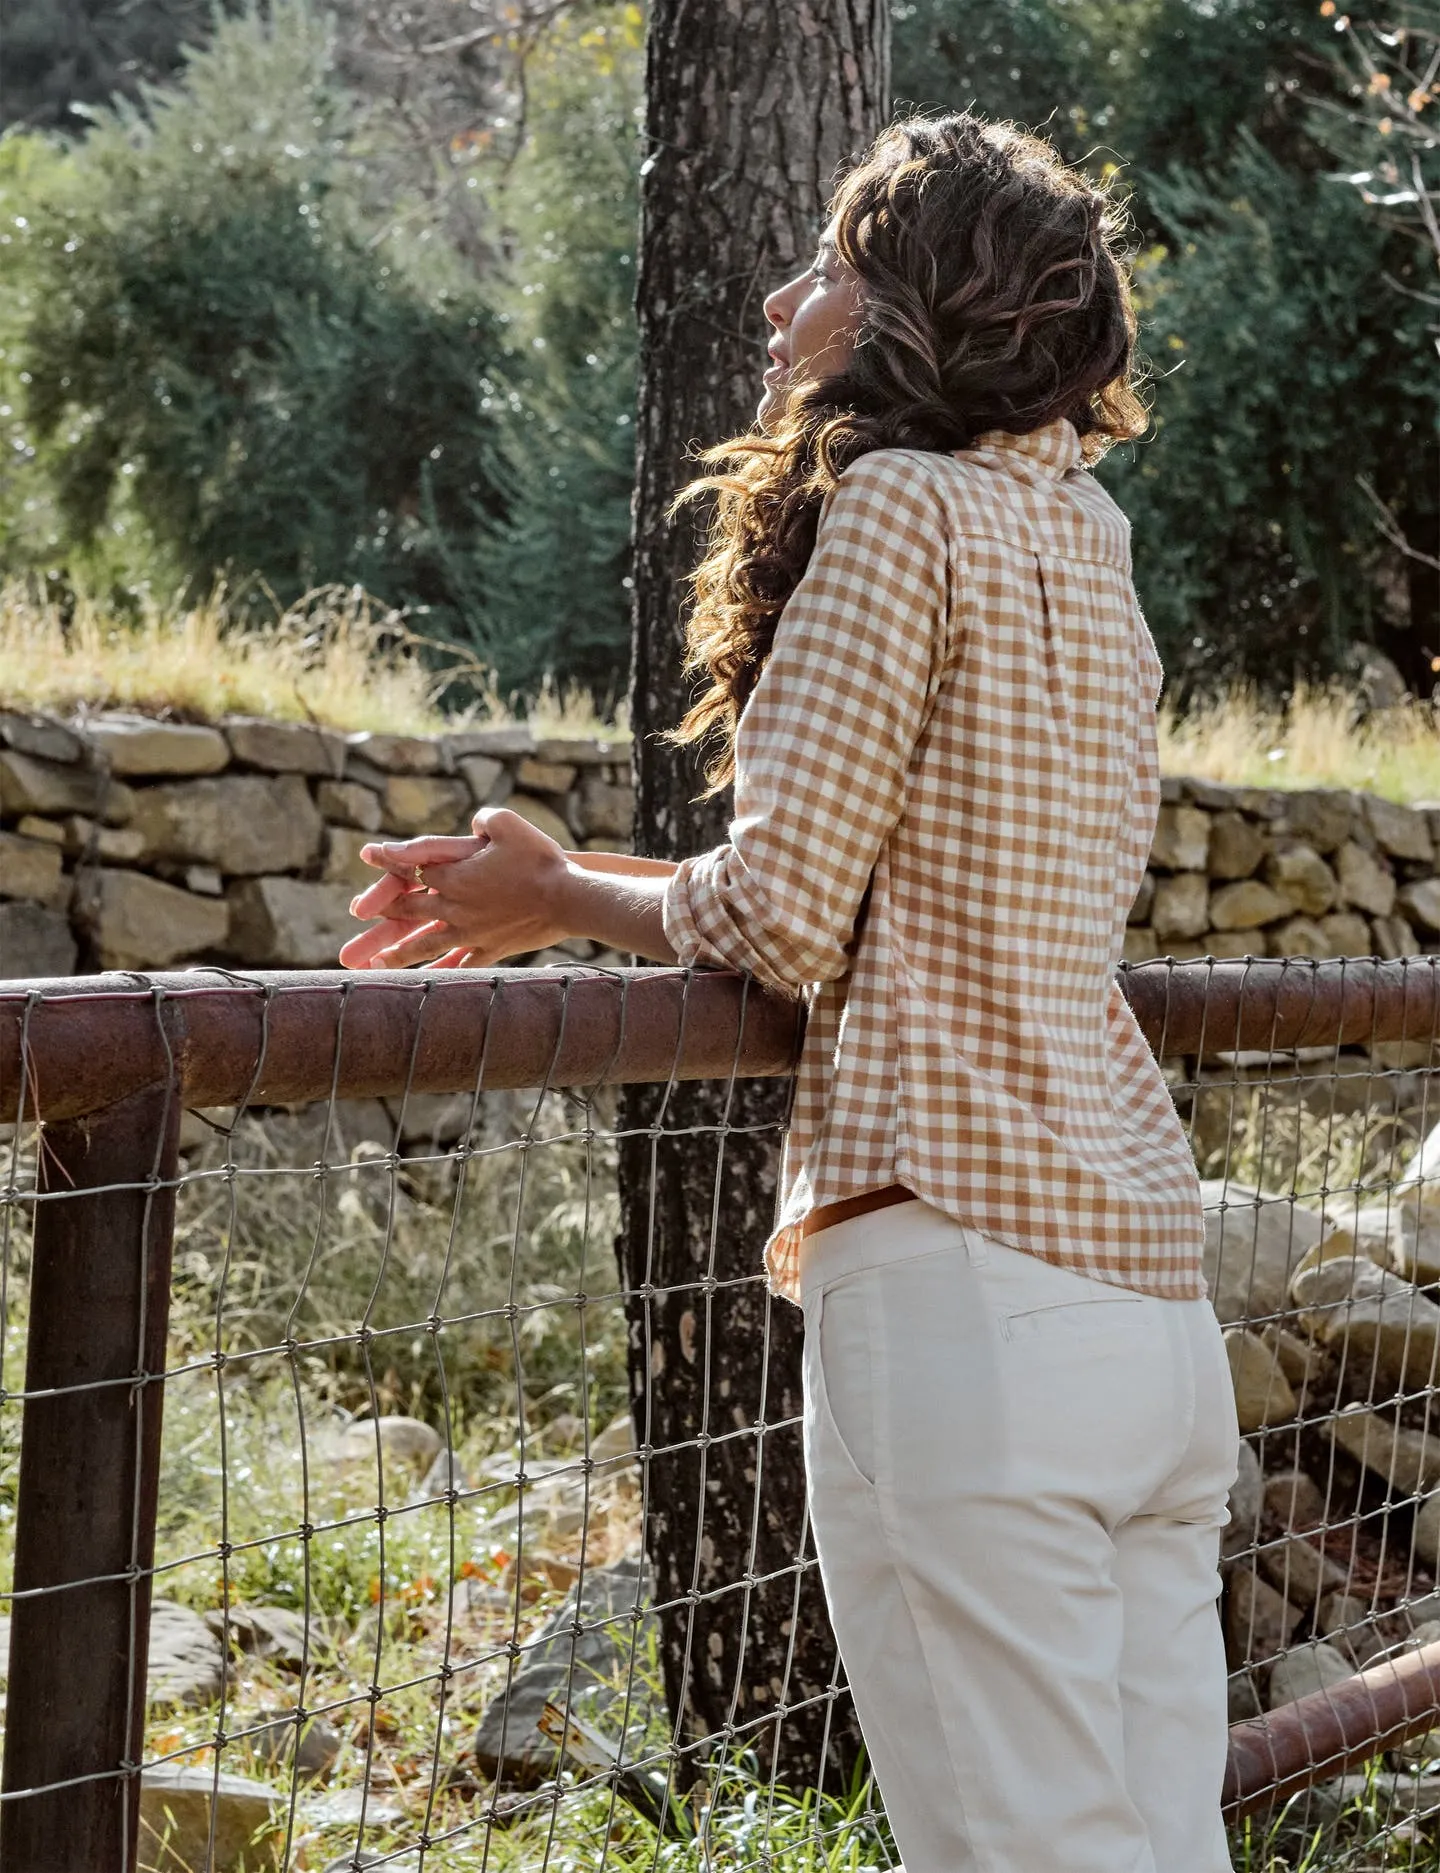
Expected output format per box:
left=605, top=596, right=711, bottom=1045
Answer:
left=758, top=222, right=862, bottom=428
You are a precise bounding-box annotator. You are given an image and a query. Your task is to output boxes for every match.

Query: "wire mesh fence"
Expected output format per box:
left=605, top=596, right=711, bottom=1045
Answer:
left=5, top=959, right=1440, bottom=1871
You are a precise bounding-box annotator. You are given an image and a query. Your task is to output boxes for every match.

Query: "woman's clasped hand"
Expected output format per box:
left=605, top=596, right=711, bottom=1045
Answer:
left=338, top=806, right=575, bottom=971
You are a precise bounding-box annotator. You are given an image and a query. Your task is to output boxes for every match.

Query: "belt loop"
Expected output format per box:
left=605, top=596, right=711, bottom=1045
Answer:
left=962, top=1226, right=990, bottom=1268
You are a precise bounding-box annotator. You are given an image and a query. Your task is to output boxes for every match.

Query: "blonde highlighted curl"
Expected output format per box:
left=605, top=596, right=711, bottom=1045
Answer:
left=668, top=111, right=1148, bottom=793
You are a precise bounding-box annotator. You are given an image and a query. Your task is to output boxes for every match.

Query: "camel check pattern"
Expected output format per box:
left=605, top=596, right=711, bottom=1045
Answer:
left=663, top=418, right=1206, bottom=1303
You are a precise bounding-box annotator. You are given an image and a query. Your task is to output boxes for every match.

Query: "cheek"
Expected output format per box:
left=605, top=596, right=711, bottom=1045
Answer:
left=790, top=290, right=857, bottom=377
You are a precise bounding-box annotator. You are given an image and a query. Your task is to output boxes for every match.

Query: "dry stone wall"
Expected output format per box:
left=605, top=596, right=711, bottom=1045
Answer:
left=1128, top=777, right=1440, bottom=966
left=5, top=707, right=1440, bottom=976
left=0, top=711, right=634, bottom=976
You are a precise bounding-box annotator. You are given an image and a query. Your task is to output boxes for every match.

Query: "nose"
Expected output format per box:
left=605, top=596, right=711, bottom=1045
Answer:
left=763, top=274, right=800, bottom=332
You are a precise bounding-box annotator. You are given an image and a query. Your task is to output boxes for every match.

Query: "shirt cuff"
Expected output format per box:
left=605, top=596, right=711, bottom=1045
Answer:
left=660, top=846, right=732, bottom=969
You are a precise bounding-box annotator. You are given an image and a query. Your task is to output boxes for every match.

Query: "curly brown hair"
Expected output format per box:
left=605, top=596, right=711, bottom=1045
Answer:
left=668, top=111, right=1148, bottom=792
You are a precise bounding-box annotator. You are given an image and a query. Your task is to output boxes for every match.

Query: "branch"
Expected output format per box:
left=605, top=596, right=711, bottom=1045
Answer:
left=1358, top=474, right=1440, bottom=574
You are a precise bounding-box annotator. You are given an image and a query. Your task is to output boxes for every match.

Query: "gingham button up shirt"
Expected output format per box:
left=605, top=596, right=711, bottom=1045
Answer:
left=662, top=418, right=1206, bottom=1304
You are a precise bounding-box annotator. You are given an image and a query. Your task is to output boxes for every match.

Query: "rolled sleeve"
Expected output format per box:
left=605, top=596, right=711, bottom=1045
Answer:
left=661, top=450, right=953, bottom=993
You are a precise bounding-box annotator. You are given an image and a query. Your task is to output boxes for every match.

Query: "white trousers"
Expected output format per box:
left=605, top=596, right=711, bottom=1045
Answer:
left=800, top=1199, right=1239, bottom=1873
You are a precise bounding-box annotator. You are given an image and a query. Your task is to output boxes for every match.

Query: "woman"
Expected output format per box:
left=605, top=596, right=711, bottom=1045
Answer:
left=342, top=113, right=1238, bottom=1873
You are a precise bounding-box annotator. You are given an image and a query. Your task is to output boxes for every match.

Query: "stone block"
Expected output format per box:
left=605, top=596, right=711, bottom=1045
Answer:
left=1266, top=1642, right=1354, bottom=1710
left=1413, top=1491, right=1440, bottom=1574
left=1149, top=803, right=1211, bottom=871
left=1127, top=874, right=1154, bottom=925
left=1368, top=795, right=1435, bottom=862
left=1184, top=777, right=1243, bottom=810
left=344, top=731, right=439, bottom=775
left=457, top=754, right=505, bottom=805
left=1331, top=1406, right=1440, bottom=1496
left=447, top=726, right=534, bottom=759
left=1266, top=915, right=1330, bottom=959
left=1264, top=842, right=1338, bottom=916
left=516, top=757, right=578, bottom=793
left=533, top=735, right=626, bottom=766
left=1122, top=927, right=1158, bottom=964
left=316, top=779, right=382, bottom=831
left=1264, top=1469, right=1328, bottom=1531
left=0, top=902, right=77, bottom=977
left=129, top=774, right=322, bottom=874
left=14, top=815, right=64, bottom=845
left=1225, top=1328, right=1297, bottom=1431
left=1200, top=932, right=1255, bottom=960
left=227, top=876, right=358, bottom=967
left=1199, top=1182, right=1326, bottom=1325
left=1337, top=840, right=1397, bottom=917
left=64, top=816, right=146, bottom=863
left=1209, top=879, right=1289, bottom=930
left=1223, top=1441, right=1263, bottom=1560
left=322, top=826, right=376, bottom=887
left=1226, top=1569, right=1303, bottom=1665
left=0, top=749, right=107, bottom=818
left=75, top=869, right=229, bottom=970
left=1317, top=911, right=1373, bottom=957
left=381, top=774, right=471, bottom=835
left=223, top=716, right=344, bottom=775
left=1373, top=912, right=1419, bottom=959
left=576, top=775, right=634, bottom=841
left=0, top=712, right=84, bottom=763
left=1260, top=1324, right=1328, bottom=1388
left=0, top=832, right=63, bottom=904
left=184, top=864, right=223, bottom=896
left=1150, top=872, right=1209, bottom=941
left=1400, top=878, right=1440, bottom=935
left=1208, top=810, right=1266, bottom=880
left=1232, top=788, right=1285, bottom=820
left=503, top=794, right=572, bottom=846
left=1258, top=1534, right=1349, bottom=1610
left=1273, top=790, right=1354, bottom=855
left=86, top=715, right=229, bottom=777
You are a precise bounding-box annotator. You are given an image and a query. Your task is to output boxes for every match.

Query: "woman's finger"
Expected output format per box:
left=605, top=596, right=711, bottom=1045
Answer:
left=359, top=834, right=488, bottom=876
left=338, top=915, right=425, bottom=969
left=431, top=946, right=481, bottom=969
left=348, top=870, right=415, bottom=919
left=366, top=920, right=457, bottom=970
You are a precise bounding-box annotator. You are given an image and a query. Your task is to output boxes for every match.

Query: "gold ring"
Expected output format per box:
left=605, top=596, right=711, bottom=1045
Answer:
left=413, top=863, right=427, bottom=888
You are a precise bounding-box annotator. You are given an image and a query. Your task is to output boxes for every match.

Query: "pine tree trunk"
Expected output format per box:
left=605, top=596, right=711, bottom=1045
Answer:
left=619, top=0, right=888, bottom=1793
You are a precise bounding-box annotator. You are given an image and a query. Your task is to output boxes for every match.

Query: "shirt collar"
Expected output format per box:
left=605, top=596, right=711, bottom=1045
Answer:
left=963, top=418, right=1083, bottom=481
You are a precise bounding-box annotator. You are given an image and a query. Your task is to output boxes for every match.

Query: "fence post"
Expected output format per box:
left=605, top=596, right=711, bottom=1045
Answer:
left=1, top=1080, right=180, bottom=1873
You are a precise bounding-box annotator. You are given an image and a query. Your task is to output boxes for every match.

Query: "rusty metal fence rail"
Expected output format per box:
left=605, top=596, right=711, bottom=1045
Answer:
left=2, top=959, right=1440, bottom=1870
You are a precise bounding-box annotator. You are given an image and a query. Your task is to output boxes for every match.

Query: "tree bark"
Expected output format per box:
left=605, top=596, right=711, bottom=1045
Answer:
left=619, top=0, right=888, bottom=1795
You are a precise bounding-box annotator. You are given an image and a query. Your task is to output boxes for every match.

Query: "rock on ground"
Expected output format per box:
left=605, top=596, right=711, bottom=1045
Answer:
left=148, top=1600, right=226, bottom=1709
left=472, top=1556, right=657, bottom=1784
left=139, top=1764, right=279, bottom=1872
left=205, top=1603, right=311, bottom=1670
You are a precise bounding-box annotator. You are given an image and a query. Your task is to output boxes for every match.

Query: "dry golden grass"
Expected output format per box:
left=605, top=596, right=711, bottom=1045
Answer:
left=0, top=582, right=625, bottom=739
left=1158, top=684, right=1440, bottom=805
